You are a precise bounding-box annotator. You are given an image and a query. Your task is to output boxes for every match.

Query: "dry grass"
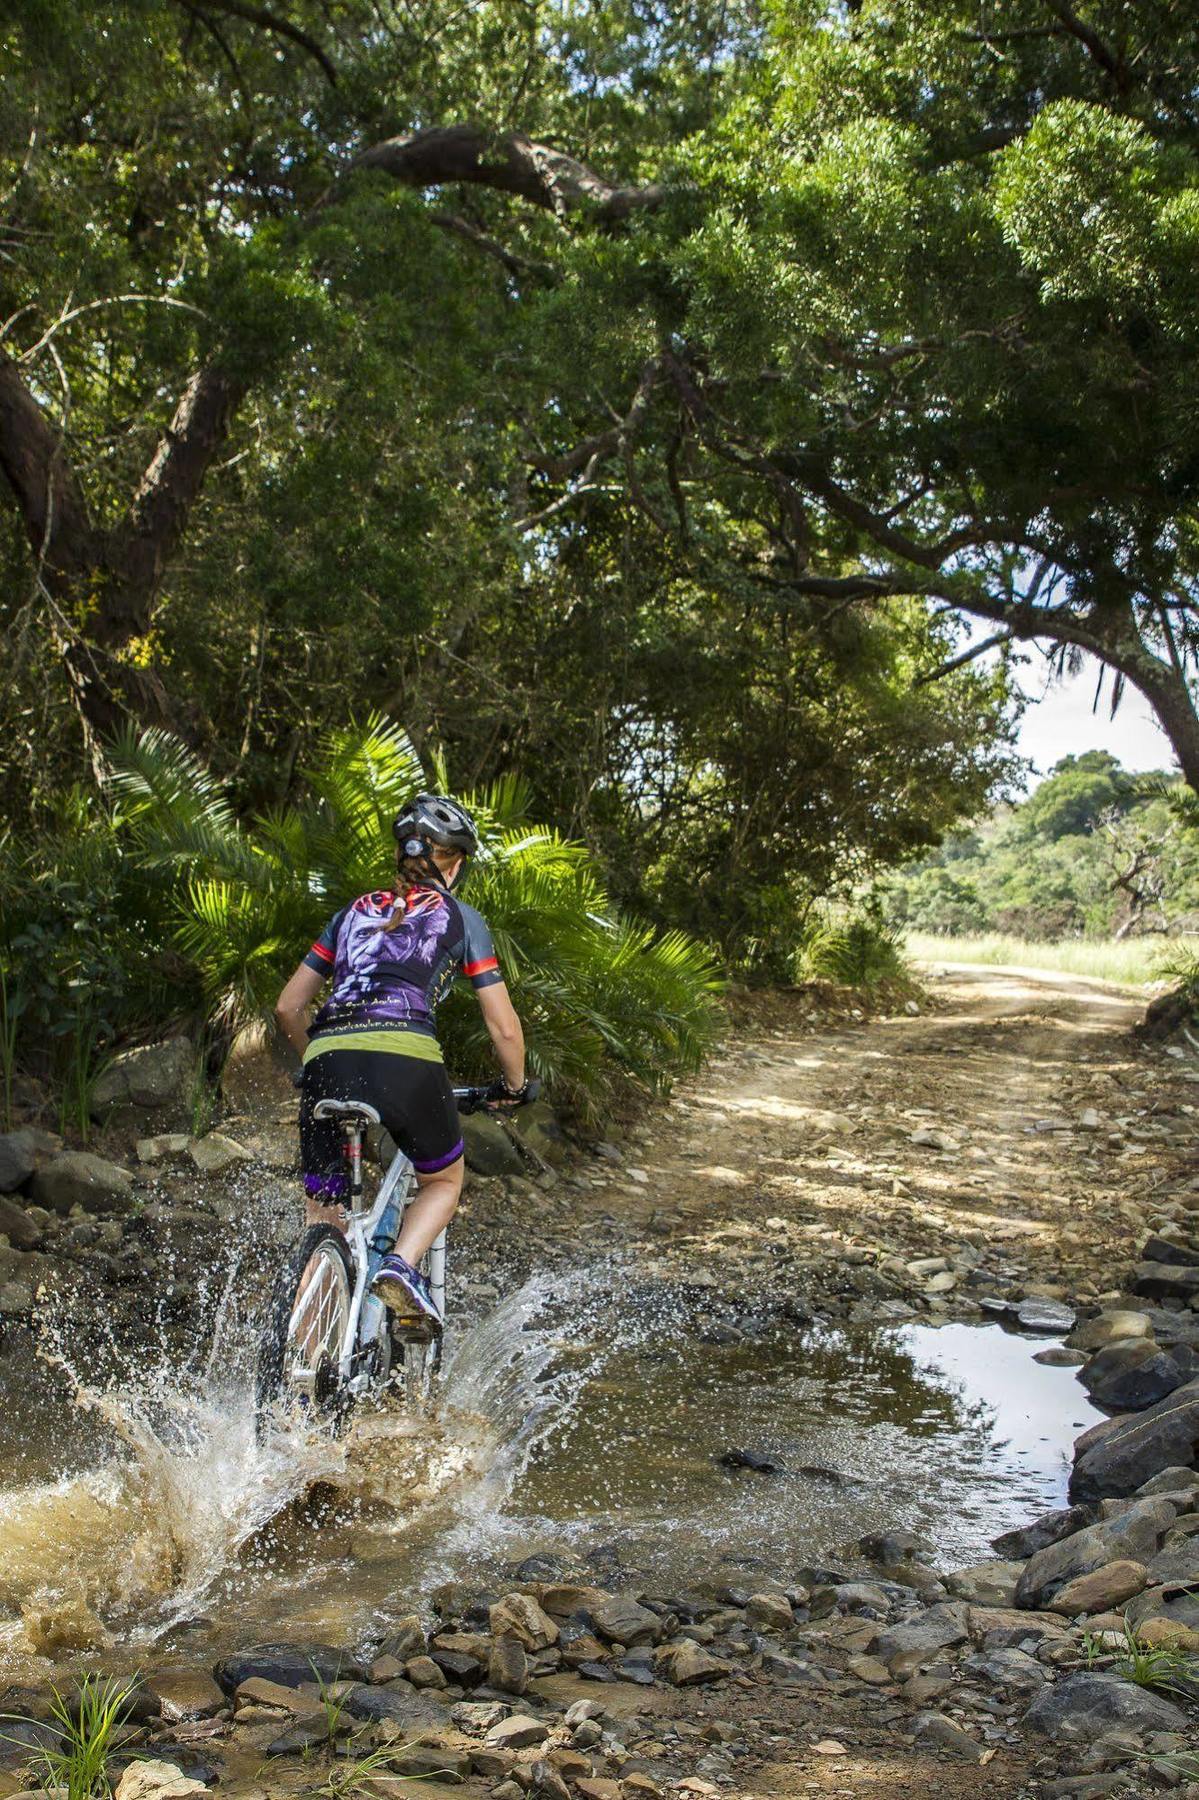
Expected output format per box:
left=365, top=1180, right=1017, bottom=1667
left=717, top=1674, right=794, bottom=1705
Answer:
left=905, top=931, right=1197, bottom=987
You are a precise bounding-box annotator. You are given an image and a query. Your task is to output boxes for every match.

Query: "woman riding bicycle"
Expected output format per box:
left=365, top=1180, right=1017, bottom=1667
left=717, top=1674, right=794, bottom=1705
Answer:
left=273, top=794, right=529, bottom=1330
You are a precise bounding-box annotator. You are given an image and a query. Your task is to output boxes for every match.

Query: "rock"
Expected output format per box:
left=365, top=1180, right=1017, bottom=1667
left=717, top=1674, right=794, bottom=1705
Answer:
left=654, top=1642, right=728, bottom=1686
left=909, top=1128, right=959, bottom=1151
left=1136, top=1617, right=1199, bottom=1651
left=1142, top=1233, right=1199, bottom=1267
left=30, top=1151, right=134, bottom=1216
left=858, top=1529, right=929, bottom=1565
left=341, top=1685, right=448, bottom=1728
left=589, top=1595, right=661, bottom=1647
left=1147, top=1539, right=1199, bottom=1586
left=1079, top=1339, right=1185, bottom=1412
left=112, top=1763, right=208, bottom=1800
left=1036, top=1347, right=1087, bottom=1367
left=1047, top=1560, right=1148, bottom=1615
left=962, top=1648, right=1046, bottom=1693
left=993, top=1505, right=1095, bottom=1561
left=945, top=1560, right=1024, bottom=1607
left=1138, top=1465, right=1199, bottom=1498
left=379, top=1616, right=427, bottom=1660
left=0, top=1280, right=33, bottom=1314
left=187, top=1133, right=252, bottom=1175
left=405, top=1657, right=446, bottom=1690
left=136, top=1135, right=191, bottom=1165
left=874, top=1604, right=969, bottom=1675
left=1071, top=1378, right=1199, bottom=1500
left=485, top=1715, right=550, bottom=1750
left=490, top=1593, right=559, bottom=1651
left=488, top=1637, right=529, bottom=1696
left=830, top=1581, right=891, bottom=1616
left=0, top=1193, right=42, bottom=1249
left=1069, top=1310, right=1154, bottom=1353
left=461, top=1112, right=524, bottom=1176
left=846, top=1656, right=891, bottom=1686
left=744, top=1593, right=793, bottom=1632
left=1132, top=1262, right=1199, bottom=1302
left=144, top=1671, right=224, bottom=1723
left=1016, top=1500, right=1176, bottom=1607
left=387, top=1744, right=470, bottom=1782
left=912, top=1714, right=985, bottom=1763
left=719, top=1448, right=784, bottom=1474
left=1024, top=1670, right=1190, bottom=1740
left=1016, top=1297, right=1075, bottom=1334
left=966, top=1606, right=1067, bottom=1649
left=212, top=1643, right=366, bottom=1693
left=0, top=1131, right=47, bottom=1196
left=92, top=1038, right=194, bottom=1117
left=513, top=1102, right=569, bottom=1167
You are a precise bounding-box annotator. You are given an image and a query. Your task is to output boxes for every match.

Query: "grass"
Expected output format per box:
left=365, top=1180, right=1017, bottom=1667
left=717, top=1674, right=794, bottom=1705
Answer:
left=1080, top=1619, right=1199, bottom=1700
left=0, top=1673, right=140, bottom=1800
left=905, top=931, right=1199, bottom=987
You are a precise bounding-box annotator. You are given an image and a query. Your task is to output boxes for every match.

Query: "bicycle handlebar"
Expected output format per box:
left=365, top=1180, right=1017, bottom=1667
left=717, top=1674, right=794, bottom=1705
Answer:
left=453, top=1077, right=541, bottom=1115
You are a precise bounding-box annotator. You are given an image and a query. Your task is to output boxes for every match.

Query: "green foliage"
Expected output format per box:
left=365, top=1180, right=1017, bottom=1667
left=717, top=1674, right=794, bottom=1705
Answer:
left=887, top=754, right=1199, bottom=942
left=108, top=717, right=723, bottom=1111
left=1, top=1673, right=140, bottom=1800
left=799, top=909, right=912, bottom=994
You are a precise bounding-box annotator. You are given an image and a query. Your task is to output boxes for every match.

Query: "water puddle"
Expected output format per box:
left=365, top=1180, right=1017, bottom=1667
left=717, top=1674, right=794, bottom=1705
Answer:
left=0, top=1266, right=1100, bottom=1679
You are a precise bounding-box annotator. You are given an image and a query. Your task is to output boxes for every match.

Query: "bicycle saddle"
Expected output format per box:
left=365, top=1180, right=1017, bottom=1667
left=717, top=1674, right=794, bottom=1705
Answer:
left=312, top=1098, right=383, bottom=1126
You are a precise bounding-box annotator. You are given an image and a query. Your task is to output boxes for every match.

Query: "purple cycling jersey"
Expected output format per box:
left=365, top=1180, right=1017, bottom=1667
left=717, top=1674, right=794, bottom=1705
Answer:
left=303, top=884, right=502, bottom=1036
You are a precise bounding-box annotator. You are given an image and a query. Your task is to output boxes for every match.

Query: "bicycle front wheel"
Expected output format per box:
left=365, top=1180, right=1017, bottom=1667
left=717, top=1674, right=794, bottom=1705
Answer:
left=256, top=1225, right=353, bottom=1426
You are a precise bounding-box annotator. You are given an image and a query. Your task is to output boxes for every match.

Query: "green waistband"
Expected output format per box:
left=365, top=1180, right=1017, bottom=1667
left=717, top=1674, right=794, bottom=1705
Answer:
left=304, top=1028, right=443, bottom=1065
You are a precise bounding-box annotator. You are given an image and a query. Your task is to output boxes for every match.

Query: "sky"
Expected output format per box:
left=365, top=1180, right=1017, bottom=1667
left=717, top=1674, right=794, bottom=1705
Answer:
left=1012, top=652, right=1175, bottom=791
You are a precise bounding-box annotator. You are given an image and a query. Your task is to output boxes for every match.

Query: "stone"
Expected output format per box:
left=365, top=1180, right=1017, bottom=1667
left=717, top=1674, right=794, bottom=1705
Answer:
left=846, top=1656, right=891, bottom=1686
left=136, top=1135, right=191, bottom=1165
left=1047, top=1560, right=1148, bottom=1615
left=0, top=1280, right=33, bottom=1314
left=1132, top=1261, right=1199, bottom=1301
left=589, top=1595, right=661, bottom=1647
left=451, top=1701, right=508, bottom=1734
left=112, top=1763, right=207, bottom=1800
left=341, top=1686, right=448, bottom=1728
left=0, top=1132, right=38, bottom=1193
left=966, top=1606, right=1066, bottom=1649
left=30, top=1151, right=134, bottom=1216
left=858, top=1529, right=929, bottom=1565
left=909, top=1128, right=959, bottom=1151
left=1136, top=1617, right=1199, bottom=1650
left=405, top=1657, right=446, bottom=1690
left=1016, top=1297, right=1075, bottom=1334
left=912, top=1714, right=985, bottom=1763
left=514, top=1103, right=569, bottom=1167
left=485, top=1716, right=550, bottom=1751
left=1024, top=1670, right=1190, bottom=1740
left=744, top=1593, right=793, bottom=1632
left=1138, top=1465, right=1199, bottom=1498
left=993, top=1506, right=1095, bottom=1560
left=575, top=1782, right=622, bottom=1800
left=145, top=1671, right=224, bottom=1723
left=874, top=1604, right=968, bottom=1674
left=945, top=1560, right=1024, bottom=1607
left=1069, top=1311, right=1154, bottom=1353
left=461, top=1112, right=524, bottom=1176
left=488, top=1638, right=529, bottom=1696
left=235, top=1676, right=323, bottom=1714
left=654, top=1642, right=728, bottom=1686
left=92, top=1038, right=194, bottom=1116
left=1079, top=1339, right=1185, bottom=1412
left=1142, top=1233, right=1199, bottom=1267
left=212, top=1643, right=366, bottom=1693
left=1016, top=1501, right=1176, bottom=1608
left=962, top=1648, right=1046, bottom=1693
left=490, top=1593, right=559, bottom=1650
left=379, top=1616, right=427, bottom=1660
left=1071, top=1378, right=1199, bottom=1500
left=1036, top=1347, right=1087, bottom=1367
left=0, top=1193, right=41, bottom=1249
left=1146, top=1539, right=1199, bottom=1586
left=387, top=1745, right=469, bottom=1782
left=187, top=1133, right=252, bottom=1175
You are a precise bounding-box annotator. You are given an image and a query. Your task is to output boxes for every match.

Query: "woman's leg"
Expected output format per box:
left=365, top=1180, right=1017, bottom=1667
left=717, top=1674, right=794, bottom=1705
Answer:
left=394, top=1157, right=464, bottom=1265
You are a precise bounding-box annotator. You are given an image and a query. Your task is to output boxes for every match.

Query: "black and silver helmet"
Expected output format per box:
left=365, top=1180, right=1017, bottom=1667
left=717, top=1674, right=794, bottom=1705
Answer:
left=392, top=793, right=479, bottom=860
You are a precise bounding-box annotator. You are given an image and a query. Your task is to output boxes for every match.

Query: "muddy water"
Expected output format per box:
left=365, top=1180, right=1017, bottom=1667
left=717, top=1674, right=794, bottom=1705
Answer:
left=0, top=1267, right=1100, bottom=1679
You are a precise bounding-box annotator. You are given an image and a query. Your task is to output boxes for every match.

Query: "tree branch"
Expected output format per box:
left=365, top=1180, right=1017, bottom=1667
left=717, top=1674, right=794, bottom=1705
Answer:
left=176, top=0, right=338, bottom=84
left=1042, top=0, right=1130, bottom=92
left=0, top=351, right=96, bottom=576
left=914, top=630, right=1014, bottom=685
left=430, top=211, right=556, bottom=282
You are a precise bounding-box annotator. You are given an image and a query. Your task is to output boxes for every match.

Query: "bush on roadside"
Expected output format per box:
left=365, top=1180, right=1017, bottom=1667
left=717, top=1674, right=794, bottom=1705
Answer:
left=797, top=906, right=913, bottom=994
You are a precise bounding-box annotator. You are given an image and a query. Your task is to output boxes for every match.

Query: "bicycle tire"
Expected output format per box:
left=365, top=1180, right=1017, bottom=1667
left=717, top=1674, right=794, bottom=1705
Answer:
left=256, top=1224, right=354, bottom=1429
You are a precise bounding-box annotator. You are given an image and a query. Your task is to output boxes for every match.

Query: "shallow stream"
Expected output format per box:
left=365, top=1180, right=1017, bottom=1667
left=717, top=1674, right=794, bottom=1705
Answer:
left=0, top=1266, right=1101, bottom=1680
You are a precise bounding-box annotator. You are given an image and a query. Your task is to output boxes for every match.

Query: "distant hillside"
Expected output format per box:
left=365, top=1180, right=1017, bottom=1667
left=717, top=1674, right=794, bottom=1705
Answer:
left=885, top=752, right=1199, bottom=942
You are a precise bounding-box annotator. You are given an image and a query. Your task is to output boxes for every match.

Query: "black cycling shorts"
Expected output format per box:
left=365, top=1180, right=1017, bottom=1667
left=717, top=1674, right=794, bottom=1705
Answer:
left=299, top=1030, right=463, bottom=1202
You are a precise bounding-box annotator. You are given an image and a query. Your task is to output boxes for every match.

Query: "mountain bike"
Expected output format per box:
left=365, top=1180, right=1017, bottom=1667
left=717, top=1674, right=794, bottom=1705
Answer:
left=255, top=1080, right=539, bottom=1429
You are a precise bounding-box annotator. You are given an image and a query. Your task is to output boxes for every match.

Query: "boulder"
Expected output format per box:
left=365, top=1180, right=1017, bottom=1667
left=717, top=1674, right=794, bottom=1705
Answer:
left=589, top=1594, right=661, bottom=1646
left=136, top=1135, right=191, bottom=1165
left=945, top=1560, right=1024, bottom=1607
left=1141, top=1234, right=1199, bottom=1267
left=112, top=1764, right=208, bottom=1800
left=1079, top=1339, right=1185, bottom=1412
left=187, top=1133, right=252, bottom=1176
left=1046, top=1560, right=1148, bottom=1616
left=874, top=1603, right=969, bottom=1675
left=993, top=1505, right=1095, bottom=1561
left=341, top=1685, right=448, bottom=1728
left=0, top=1193, right=42, bottom=1249
left=144, top=1670, right=224, bottom=1723
left=1070, top=1379, right=1199, bottom=1500
left=745, top=1593, right=794, bottom=1632
left=1146, top=1539, right=1199, bottom=1587
left=911, top=1714, right=986, bottom=1763
left=92, top=1037, right=194, bottom=1118
left=386, top=1744, right=469, bottom=1783
left=489, top=1592, right=559, bottom=1650
left=966, top=1606, right=1067, bottom=1649
left=513, top=1102, right=569, bottom=1167
left=1125, top=1584, right=1199, bottom=1635
left=0, top=1129, right=43, bottom=1193
left=485, top=1715, right=550, bottom=1750
left=1016, top=1500, right=1176, bottom=1608
left=1068, top=1311, right=1154, bottom=1353
left=654, top=1641, right=728, bottom=1686
left=30, top=1151, right=134, bottom=1215
left=961, top=1648, right=1047, bottom=1693
left=212, top=1642, right=366, bottom=1693
left=1024, top=1670, right=1189, bottom=1741
left=488, top=1637, right=529, bottom=1696
left=461, top=1112, right=523, bottom=1176
left=1131, top=1262, right=1199, bottom=1302
left=1016, top=1298, right=1075, bottom=1334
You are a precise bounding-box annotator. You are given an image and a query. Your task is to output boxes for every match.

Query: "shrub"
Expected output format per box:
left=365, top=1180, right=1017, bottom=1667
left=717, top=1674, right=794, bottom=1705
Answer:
left=798, top=908, right=912, bottom=993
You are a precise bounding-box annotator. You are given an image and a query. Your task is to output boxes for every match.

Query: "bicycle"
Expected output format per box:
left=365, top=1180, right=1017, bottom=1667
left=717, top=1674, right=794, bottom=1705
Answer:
left=255, top=1079, right=540, bottom=1429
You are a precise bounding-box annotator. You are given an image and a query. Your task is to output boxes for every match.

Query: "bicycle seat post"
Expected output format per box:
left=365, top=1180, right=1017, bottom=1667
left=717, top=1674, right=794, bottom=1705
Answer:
left=342, top=1119, right=365, bottom=1210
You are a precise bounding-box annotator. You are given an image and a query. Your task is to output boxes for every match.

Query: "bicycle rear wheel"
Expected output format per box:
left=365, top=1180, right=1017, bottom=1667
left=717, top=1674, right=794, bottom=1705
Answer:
left=256, top=1225, right=353, bottom=1427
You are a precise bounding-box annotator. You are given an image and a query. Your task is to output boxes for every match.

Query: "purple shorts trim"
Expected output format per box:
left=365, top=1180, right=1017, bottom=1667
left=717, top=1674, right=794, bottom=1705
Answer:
left=305, top=1171, right=349, bottom=1200
left=413, top=1138, right=464, bottom=1175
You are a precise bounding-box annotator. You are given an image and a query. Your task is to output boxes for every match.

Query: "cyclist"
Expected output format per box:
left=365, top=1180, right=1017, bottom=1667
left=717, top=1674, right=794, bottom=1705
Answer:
left=273, top=794, right=529, bottom=1331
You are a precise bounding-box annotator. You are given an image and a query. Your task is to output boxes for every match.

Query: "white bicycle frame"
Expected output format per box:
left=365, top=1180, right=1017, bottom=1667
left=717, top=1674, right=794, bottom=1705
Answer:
left=328, top=1125, right=448, bottom=1396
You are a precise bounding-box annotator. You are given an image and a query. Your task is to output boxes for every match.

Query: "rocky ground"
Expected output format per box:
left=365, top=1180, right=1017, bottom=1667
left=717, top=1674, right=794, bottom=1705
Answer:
left=1, top=963, right=1198, bottom=1800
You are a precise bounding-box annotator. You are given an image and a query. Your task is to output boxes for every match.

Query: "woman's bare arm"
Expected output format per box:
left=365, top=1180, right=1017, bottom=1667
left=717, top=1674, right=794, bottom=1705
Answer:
left=275, top=963, right=326, bottom=1059
left=475, top=980, right=526, bottom=1093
